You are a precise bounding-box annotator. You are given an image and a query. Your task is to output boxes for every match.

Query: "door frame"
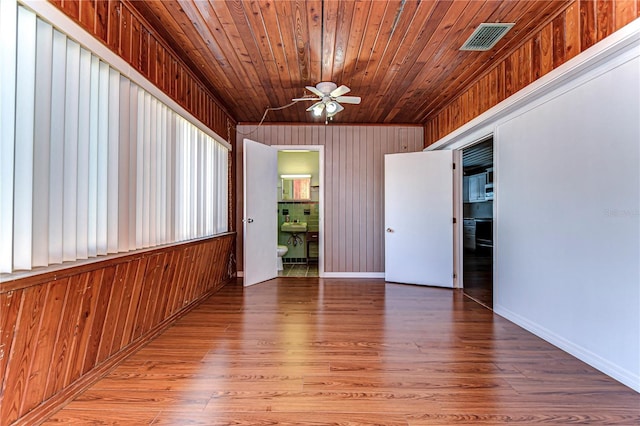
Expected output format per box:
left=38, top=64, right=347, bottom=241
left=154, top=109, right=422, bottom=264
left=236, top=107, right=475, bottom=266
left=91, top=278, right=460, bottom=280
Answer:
left=452, top=149, right=463, bottom=288
left=272, top=145, right=325, bottom=277
left=426, top=135, right=494, bottom=291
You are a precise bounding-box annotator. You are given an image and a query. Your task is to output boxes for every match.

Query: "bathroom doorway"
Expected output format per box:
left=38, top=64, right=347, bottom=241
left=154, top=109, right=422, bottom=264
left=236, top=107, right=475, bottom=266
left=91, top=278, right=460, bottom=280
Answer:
left=274, top=146, right=324, bottom=277
left=462, top=138, right=494, bottom=308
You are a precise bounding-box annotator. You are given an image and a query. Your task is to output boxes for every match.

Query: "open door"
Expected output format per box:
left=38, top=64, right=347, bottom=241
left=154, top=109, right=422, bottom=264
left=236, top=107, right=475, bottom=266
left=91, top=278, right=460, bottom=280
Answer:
left=384, top=150, right=455, bottom=287
left=243, top=138, right=277, bottom=286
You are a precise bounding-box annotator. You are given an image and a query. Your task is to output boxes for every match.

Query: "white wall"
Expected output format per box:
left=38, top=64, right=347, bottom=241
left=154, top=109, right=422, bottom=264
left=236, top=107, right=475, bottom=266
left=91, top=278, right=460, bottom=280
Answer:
left=428, top=20, right=640, bottom=391
left=494, top=54, right=639, bottom=391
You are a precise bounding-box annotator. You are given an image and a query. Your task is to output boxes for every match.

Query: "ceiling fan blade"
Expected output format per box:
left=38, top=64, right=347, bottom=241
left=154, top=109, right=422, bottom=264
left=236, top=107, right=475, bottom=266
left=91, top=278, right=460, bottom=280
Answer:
left=330, top=85, right=350, bottom=97
left=293, top=97, right=321, bottom=102
left=306, top=101, right=324, bottom=112
left=335, top=95, right=361, bottom=104
left=306, top=85, right=325, bottom=97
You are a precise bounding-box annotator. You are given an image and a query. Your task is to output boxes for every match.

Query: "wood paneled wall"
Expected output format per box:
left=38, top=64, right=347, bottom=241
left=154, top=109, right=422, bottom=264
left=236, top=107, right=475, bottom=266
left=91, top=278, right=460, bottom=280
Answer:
left=424, top=0, right=640, bottom=146
left=0, top=233, right=234, bottom=425
left=235, top=125, right=424, bottom=274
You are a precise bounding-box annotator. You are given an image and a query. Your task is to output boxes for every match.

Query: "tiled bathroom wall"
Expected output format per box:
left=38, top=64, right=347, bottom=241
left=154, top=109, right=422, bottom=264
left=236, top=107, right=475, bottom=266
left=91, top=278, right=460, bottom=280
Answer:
left=278, top=201, right=319, bottom=261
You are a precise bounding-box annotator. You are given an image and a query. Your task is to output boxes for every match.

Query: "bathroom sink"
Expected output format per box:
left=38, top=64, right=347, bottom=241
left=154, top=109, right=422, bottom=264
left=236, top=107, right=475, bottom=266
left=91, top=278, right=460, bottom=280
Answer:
left=281, top=222, right=307, bottom=233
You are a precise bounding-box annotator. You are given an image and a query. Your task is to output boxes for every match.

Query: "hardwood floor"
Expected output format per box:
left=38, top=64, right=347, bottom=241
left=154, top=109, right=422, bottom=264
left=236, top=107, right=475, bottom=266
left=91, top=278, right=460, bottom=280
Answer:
left=43, top=278, right=639, bottom=425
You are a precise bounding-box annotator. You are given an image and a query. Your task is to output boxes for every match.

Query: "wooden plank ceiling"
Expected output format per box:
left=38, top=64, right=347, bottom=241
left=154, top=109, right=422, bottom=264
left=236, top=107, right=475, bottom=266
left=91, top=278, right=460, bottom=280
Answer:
left=131, top=0, right=570, bottom=124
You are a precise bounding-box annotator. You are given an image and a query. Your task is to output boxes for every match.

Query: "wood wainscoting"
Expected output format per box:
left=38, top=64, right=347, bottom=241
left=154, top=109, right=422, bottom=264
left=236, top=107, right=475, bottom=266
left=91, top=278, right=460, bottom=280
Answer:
left=0, top=233, right=235, bottom=425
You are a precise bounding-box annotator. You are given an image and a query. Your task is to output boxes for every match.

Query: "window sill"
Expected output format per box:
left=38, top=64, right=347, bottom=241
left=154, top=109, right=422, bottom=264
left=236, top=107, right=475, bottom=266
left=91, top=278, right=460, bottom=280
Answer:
left=0, top=232, right=235, bottom=293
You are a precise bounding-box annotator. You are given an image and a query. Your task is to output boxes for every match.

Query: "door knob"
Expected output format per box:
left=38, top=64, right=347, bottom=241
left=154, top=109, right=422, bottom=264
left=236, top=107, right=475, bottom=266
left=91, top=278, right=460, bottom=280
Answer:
left=244, top=218, right=254, bottom=223
left=386, top=228, right=393, bottom=233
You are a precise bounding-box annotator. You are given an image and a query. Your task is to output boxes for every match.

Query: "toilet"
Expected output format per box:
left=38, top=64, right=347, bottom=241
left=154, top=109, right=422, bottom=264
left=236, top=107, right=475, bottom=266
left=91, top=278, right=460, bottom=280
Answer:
left=276, top=245, right=288, bottom=271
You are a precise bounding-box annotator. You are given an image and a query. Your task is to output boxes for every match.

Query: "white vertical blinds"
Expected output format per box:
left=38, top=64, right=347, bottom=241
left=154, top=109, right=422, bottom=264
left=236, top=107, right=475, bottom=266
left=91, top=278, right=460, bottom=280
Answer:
left=76, top=48, right=92, bottom=260
left=33, top=17, right=53, bottom=268
left=0, top=0, right=18, bottom=273
left=0, top=4, right=229, bottom=274
left=13, top=6, right=36, bottom=271
left=63, top=39, right=80, bottom=263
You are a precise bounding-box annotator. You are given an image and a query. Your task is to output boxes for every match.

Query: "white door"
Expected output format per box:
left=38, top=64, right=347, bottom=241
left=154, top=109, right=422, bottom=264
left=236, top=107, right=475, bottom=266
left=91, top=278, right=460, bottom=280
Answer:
left=243, top=138, right=277, bottom=287
left=384, top=150, right=454, bottom=287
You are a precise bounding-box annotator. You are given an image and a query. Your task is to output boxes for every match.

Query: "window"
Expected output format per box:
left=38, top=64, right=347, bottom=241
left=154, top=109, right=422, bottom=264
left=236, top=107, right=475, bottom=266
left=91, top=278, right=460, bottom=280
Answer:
left=0, top=4, right=228, bottom=274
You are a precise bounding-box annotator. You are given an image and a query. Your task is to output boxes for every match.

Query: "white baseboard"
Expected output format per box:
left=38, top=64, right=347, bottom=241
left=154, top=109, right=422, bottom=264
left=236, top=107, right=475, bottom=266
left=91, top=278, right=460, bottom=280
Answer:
left=235, top=271, right=385, bottom=279
left=321, top=272, right=385, bottom=279
left=494, top=304, right=640, bottom=393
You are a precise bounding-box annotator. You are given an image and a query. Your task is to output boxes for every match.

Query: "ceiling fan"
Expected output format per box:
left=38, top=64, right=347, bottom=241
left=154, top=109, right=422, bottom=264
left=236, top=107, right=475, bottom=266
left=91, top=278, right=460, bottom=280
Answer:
left=293, top=82, right=361, bottom=121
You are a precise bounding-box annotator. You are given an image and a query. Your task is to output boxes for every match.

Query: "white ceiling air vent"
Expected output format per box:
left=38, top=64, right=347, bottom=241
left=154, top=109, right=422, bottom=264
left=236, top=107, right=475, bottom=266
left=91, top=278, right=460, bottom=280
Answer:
left=460, top=23, right=515, bottom=51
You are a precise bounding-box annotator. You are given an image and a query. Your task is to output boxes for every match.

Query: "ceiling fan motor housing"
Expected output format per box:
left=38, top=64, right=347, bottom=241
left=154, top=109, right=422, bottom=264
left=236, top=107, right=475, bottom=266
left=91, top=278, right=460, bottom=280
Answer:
left=316, top=81, right=338, bottom=95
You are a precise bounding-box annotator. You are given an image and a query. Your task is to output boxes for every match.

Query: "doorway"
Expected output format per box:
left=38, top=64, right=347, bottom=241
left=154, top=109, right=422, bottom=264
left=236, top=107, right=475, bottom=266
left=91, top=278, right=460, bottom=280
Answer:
left=274, top=146, right=324, bottom=278
left=462, top=138, right=494, bottom=308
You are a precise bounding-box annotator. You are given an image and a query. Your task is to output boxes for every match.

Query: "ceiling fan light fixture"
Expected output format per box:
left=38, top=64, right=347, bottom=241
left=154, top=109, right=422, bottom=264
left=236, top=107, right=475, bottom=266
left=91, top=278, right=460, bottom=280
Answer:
left=296, top=82, right=359, bottom=122
left=311, top=103, right=324, bottom=117
left=325, top=101, right=338, bottom=114
left=326, top=102, right=344, bottom=118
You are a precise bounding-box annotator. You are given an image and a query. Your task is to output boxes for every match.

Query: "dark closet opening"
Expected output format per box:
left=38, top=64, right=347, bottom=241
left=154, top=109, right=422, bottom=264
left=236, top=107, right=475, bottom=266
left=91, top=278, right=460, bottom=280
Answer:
left=462, top=138, right=494, bottom=309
